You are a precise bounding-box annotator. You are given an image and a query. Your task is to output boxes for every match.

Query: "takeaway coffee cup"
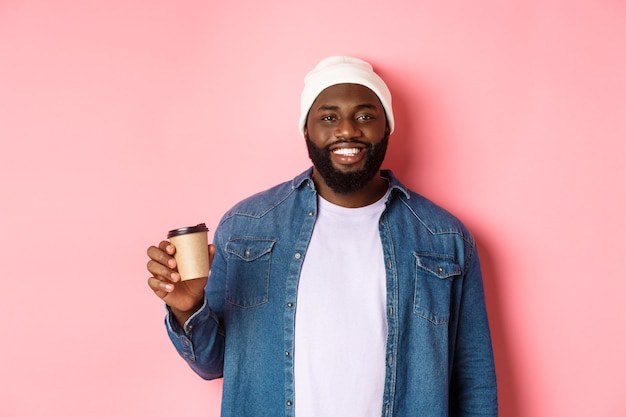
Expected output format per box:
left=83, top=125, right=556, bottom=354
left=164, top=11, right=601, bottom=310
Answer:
left=167, top=223, right=210, bottom=281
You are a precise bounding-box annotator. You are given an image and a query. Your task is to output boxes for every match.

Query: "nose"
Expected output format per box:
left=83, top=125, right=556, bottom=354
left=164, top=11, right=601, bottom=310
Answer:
left=334, top=118, right=361, bottom=139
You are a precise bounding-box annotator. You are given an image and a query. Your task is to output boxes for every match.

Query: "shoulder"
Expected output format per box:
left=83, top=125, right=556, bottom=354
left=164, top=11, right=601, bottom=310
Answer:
left=384, top=171, right=474, bottom=244
left=221, top=169, right=313, bottom=220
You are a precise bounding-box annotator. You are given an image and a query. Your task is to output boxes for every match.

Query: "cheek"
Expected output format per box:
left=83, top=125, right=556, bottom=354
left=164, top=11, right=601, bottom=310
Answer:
left=375, top=121, right=389, bottom=136
left=305, top=126, right=331, bottom=145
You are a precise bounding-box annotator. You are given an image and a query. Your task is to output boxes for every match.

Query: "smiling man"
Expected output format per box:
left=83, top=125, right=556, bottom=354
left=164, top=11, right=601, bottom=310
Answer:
left=304, top=82, right=390, bottom=205
left=146, top=56, right=498, bottom=417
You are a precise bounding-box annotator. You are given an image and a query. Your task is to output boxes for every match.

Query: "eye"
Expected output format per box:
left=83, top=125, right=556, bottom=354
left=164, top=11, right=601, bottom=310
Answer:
left=356, top=114, right=373, bottom=121
left=321, top=114, right=336, bottom=122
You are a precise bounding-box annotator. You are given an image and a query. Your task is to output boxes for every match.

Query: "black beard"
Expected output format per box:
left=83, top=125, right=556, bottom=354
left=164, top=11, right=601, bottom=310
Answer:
left=306, top=134, right=389, bottom=195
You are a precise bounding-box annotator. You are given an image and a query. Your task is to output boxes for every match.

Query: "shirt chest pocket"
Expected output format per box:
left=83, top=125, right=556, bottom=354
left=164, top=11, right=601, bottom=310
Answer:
left=225, top=237, right=276, bottom=308
left=413, top=253, right=461, bottom=324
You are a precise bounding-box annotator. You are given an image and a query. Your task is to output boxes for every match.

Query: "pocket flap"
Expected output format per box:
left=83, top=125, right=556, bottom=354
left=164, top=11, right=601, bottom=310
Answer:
left=226, top=237, right=276, bottom=261
left=415, top=253, right=461, bottom=279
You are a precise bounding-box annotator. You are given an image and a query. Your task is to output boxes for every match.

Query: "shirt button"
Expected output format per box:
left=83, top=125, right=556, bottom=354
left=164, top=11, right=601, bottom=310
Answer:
left=438, top=266, right=443, bottom=273
left=285, top=351, right=290, bottom=356
left=308, top=211, right=314, bottom=216
left=294, top=253, right=301, bottom=259
left=286, top=401, right=292, bottom=406
left=287, top=302, right=293, bottom=308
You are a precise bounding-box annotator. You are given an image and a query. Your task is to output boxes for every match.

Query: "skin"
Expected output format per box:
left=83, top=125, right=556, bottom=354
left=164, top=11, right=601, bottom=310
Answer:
left=146, top=242, right=216, bottom=326
left=147, top=83, right=390, bottom=324
left=304, top=83, right=390, bottom=208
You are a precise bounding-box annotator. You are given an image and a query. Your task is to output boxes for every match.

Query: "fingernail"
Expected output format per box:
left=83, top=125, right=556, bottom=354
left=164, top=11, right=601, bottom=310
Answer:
left=163, top=283, right=174, bottom=292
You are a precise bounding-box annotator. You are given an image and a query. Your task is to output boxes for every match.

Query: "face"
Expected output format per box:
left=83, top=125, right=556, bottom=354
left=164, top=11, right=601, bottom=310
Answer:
left=304, top=83, right=389, bottom=195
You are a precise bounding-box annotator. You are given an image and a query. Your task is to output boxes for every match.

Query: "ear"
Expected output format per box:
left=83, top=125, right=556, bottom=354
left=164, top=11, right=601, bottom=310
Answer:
left=303, top=125, right=309, bottom=140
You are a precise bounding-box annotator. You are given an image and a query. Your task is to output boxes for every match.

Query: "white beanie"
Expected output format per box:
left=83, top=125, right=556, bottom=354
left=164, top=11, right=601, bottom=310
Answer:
left=298, top=56, right=394, bottom=136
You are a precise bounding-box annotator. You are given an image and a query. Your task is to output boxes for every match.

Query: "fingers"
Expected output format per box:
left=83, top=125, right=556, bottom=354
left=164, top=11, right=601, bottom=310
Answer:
left=146, top=241, right=211, bottom=311
left=147, top=276, right=174, bottom=296
left=208, top=244, right=216, bottom=266
left=146, top=258, right=180, bottom=282
left=158, top=240, right=176, bottom=256
left=151, top=240, right=176, bottom=267
left=147, top=241, right=180, bottom=283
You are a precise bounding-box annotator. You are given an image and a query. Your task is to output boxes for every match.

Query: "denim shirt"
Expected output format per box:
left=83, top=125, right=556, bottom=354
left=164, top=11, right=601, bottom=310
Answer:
left=166, top=168, right=498, bottom=417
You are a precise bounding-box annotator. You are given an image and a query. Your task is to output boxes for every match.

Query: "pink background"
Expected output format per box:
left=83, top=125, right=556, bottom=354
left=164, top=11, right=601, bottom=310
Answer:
left=1, top=1, right=625, bottom=416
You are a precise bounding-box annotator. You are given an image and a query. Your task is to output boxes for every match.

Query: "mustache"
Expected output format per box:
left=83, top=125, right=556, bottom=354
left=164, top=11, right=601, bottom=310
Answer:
left=324, top=139, right=372, bottom=150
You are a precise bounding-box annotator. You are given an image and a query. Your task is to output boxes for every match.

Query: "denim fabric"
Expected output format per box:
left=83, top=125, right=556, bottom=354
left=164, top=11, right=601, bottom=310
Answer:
left=166, top=168, right=498, bottom=417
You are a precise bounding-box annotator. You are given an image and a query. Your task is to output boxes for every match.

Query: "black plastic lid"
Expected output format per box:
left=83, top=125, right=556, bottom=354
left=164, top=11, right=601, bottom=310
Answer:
left=167, top=223, right=209, bottom=238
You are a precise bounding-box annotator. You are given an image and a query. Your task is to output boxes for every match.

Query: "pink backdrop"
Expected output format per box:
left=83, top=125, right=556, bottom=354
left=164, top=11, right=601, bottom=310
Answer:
left=1, top=1, right=625, bottom=416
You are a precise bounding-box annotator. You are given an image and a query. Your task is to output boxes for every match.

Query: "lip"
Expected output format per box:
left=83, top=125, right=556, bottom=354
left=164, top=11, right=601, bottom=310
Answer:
left=329, top=142, right=367, bottom=166
left=329, top=142, right=366, bottom=151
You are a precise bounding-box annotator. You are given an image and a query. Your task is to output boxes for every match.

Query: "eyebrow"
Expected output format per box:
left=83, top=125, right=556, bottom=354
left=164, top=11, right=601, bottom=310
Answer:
left=316, top=103, right=379, bottom=112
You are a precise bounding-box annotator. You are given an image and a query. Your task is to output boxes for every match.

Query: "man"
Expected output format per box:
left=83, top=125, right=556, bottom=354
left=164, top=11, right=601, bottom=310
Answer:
left=146, top=56, right=498, bottom=416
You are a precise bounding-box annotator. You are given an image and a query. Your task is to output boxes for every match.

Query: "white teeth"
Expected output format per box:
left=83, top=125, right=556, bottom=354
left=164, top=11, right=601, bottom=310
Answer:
left=333, top=148, right=360, bottom=156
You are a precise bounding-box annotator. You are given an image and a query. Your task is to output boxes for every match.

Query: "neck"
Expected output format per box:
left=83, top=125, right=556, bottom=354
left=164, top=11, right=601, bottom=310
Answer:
left=312, top=170, right=388, bottom=208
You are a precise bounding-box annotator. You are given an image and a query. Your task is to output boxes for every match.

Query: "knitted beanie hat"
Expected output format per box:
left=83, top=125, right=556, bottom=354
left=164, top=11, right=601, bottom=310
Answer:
left=298, top=56, right=394, bottom=136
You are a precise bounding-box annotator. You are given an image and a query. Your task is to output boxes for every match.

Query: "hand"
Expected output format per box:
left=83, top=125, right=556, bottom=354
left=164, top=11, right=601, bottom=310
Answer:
left=146, top=240, right=216, bottom=324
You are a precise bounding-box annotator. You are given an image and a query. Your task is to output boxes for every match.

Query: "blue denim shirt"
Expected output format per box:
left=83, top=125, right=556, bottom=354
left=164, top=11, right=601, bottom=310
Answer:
left=166, top=168, right=498, bottom=417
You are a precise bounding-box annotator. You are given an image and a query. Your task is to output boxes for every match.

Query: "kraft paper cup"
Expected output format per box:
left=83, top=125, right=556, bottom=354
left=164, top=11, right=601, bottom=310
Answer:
left=167, top=223, right=210, bottom=281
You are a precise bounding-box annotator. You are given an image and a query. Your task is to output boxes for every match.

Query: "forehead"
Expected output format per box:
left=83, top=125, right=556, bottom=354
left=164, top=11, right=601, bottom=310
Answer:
left=312, top=83, right=382, bottom=108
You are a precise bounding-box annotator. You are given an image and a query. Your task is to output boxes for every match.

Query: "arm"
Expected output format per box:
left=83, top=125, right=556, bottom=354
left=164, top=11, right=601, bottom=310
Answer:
left=164, top=295, right=225, bottom=380
left=147, top=241, right=225, bottom=380
left=450, top=245, right=498, bottom=416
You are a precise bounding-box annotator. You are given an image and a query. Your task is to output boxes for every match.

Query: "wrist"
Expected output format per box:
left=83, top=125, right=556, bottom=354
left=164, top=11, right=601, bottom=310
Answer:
left=171, top=296, right=204, bottom=329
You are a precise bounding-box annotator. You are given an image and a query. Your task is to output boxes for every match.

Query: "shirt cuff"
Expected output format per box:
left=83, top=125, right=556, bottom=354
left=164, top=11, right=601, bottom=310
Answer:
left=164, top=296, right=209, bottom=336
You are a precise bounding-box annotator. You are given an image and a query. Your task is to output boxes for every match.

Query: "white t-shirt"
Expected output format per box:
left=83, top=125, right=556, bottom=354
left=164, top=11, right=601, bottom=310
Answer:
left=294, top=191, right=389, bottom=417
